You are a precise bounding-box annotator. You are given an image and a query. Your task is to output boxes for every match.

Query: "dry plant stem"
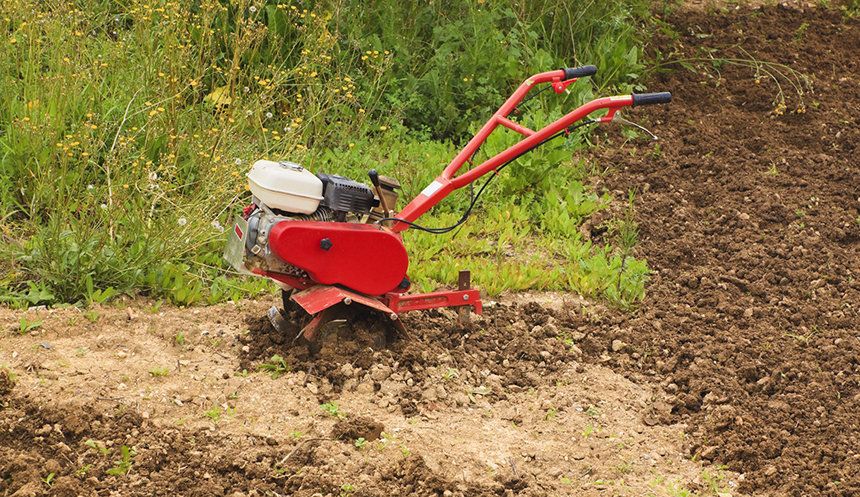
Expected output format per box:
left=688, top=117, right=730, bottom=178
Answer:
left=659, top=49, right=810, bottom=109
left=302, top=364, right=315, bottom=387
left=105, top=89, right=141, bottom=243
left=278, top=438, right=332, bottom=466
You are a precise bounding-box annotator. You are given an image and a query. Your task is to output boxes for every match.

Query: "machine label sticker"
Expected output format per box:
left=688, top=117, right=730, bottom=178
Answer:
left=610, top=95, right=630, bottom=101
left=420, top=181, right=444, bottom=197
left=234, top=224, right=244, bottom=240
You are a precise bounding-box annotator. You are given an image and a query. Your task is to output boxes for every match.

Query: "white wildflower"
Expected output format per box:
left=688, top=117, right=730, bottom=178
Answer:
left=177, top=217, right=187, bottom=226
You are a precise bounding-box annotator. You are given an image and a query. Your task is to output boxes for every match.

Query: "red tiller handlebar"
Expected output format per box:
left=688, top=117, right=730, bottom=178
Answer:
left=391, top=67, right=671, bottom=233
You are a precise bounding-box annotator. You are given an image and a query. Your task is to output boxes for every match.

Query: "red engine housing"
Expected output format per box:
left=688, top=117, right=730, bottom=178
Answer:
left=268, top=221, right=408, bottom=296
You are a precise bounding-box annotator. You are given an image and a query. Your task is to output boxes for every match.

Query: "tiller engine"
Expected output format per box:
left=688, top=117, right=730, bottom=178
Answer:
left=224, top=65, right=671, bottom=340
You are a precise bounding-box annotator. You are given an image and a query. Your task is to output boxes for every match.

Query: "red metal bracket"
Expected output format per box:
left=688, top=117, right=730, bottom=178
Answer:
left=291, top=283, right=482, bottom=317
left=385, top=289, right=482, bottom=314
left=551, top=76, right=577, bottom=94
left=252, top=270, right=314, bottom=290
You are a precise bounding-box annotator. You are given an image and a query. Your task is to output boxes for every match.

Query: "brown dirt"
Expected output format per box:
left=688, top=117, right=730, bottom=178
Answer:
left=588, top=4, right=860, bottom=496
left=0, top=370, right=14, bottom=397
left=0, top=299, right=724, bottom=497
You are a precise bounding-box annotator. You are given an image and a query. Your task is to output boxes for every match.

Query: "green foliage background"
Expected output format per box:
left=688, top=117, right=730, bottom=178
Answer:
left=0, top=0, right=654, bottom=308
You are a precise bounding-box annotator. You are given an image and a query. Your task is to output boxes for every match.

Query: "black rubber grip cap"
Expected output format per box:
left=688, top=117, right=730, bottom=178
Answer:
left=368, top=169, right=380, bottom=187
left=561, top=65, right=597, bottom=80
left=631, top=92, right=672, bottom=107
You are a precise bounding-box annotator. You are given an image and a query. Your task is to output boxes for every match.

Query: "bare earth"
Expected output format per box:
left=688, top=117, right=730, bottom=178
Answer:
left=0, top=299, right=729, bottom=496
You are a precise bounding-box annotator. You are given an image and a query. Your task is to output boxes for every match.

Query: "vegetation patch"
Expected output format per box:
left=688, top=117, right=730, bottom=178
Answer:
left=1, top=0, right=655, bottom=308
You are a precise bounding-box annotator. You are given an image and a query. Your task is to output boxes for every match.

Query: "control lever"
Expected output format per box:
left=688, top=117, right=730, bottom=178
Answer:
left=368, top=169, right=390, bottom=218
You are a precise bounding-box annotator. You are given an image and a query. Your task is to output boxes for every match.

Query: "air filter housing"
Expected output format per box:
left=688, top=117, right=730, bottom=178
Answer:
left=316, top=173, right=377, bottom=215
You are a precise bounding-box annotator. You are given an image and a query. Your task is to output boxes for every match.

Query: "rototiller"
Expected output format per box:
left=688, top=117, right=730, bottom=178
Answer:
left=224, top=65, right=670, bottom=340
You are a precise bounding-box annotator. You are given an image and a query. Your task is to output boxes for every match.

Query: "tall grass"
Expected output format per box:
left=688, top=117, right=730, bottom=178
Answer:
left=0, top=0, right=652, bottom=308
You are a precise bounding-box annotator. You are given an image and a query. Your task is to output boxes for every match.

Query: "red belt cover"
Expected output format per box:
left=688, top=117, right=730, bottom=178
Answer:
left=268, top=221, right=408, bottom=296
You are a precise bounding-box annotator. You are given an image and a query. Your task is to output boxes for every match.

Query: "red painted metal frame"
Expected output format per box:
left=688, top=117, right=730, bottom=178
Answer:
left=384, top=288, right=482, bottom=315
left=251, top=270, right=313, bottom=290
left=392, top=69, right=632, bottom=232
left=287, top=283, right=482, bottom=317
left=250, top=69, right=640, bottom=322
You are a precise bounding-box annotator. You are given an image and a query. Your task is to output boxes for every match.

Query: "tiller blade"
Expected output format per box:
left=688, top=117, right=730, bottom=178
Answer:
left=290, top=285, right=408, bottom=341
left=267, top=272, right=481, bottom=343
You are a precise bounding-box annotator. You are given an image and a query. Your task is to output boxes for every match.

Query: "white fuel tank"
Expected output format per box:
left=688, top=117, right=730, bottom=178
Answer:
left=247, top=160, right=323, bottom=214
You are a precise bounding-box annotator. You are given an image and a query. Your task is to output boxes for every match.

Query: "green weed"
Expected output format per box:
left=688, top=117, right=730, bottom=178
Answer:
left=257, top=355, right=290, bottom=379
left=320, top=402, right=343, bottom=418
left=84, top=440, right=111, bottom=455
left=149, top=367, right=169, bottom=377
left=17, top=316, right=42, bottom=335
left=41, top=473, right=55, bottom=488
left=203, top=406, right=222, bottom=424
left=105, top=445, right=135, bottom=476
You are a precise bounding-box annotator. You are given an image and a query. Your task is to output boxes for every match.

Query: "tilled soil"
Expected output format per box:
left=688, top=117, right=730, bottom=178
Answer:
left=0, top=300, right=716, bottom=497
left=590, top=5, right=860, bottom=495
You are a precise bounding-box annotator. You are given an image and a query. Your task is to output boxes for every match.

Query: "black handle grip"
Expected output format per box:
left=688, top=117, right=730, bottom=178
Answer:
left=631, top=92, right=672, bottom=107
left=368, top=169, right=380, bottom=188
left=561, top=65, right=597, bottom=81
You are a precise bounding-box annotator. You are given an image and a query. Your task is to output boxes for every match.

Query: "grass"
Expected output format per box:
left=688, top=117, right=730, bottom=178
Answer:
left=0, top=0, right=656, bottom=309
